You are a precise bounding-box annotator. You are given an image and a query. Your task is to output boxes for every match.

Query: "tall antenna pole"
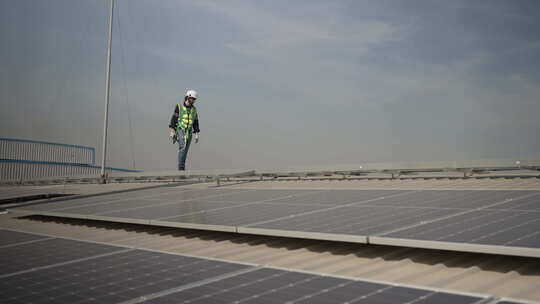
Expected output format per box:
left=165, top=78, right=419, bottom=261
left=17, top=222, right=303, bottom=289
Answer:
left=101, top=0, right=115, bottom=183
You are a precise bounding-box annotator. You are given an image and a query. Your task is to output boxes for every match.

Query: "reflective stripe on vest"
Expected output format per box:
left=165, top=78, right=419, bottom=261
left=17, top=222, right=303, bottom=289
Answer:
left=177, top=104, right=197, bottom=133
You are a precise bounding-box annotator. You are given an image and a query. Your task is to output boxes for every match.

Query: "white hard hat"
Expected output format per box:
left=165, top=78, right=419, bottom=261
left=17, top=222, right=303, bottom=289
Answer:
left=185, top=89, right=198, bottom=99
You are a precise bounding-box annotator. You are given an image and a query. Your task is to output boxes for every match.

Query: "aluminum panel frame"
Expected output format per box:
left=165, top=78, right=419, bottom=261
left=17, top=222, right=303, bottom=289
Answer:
left=150, top=220, right=237, bottom=233
left=237, top=227, right=368, bottom=243
left=369, top=236, right=540, bottom=258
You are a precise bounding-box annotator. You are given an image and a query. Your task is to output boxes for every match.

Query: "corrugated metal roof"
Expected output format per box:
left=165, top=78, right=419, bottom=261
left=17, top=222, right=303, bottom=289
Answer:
left=1, top=178, right=540, bottom=303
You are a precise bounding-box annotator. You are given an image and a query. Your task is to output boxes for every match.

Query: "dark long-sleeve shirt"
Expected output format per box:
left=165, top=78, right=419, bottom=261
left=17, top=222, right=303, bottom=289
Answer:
left=169, top=104, right=200, bottom=133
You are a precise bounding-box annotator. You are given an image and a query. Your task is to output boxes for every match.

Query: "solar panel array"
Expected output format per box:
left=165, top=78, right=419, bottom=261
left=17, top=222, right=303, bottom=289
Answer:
left=0, top=229, right=51, bottom=247
left=142, top=268, right=482, bottom=304
left=14, top=187, right=540, bottom=257
left=1, top=229, right=522, bottom=304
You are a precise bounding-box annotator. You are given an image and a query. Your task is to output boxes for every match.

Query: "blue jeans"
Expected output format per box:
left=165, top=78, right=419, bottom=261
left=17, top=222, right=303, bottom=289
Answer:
left=177, top=129, right=192, bottom=170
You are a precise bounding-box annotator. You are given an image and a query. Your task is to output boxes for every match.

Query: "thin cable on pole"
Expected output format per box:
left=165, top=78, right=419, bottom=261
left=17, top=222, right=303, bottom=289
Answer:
left=101, top=0, right=114, bottom=180
left=116, top=1, right=136, bottom=170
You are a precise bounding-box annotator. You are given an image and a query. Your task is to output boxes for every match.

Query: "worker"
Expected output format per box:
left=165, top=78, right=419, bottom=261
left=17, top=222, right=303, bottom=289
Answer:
left=169, top=89, right=200, bottom=171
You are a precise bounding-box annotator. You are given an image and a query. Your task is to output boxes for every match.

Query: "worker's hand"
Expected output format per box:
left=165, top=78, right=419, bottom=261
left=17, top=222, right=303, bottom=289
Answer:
left=195, top=133, right=199, bottom=144
left=169, top=129, right=176, bottom=138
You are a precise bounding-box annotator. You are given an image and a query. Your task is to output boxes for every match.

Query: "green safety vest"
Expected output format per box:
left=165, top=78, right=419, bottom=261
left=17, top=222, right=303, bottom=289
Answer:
left=177, top=104, right=198, bottom=139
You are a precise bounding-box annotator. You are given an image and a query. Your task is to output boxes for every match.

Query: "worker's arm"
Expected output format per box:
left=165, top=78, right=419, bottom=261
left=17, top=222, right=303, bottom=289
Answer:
left=193, top=114, right=200, bottom=143
left=193, top=119, right=200, bottom=134
left=169, top=105, right=179, bottom=131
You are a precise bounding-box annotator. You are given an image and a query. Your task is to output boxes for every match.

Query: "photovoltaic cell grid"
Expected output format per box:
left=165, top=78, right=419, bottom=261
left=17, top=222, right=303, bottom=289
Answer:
left=18, top=187, right=243, bottom=213
left=1, top=229, right=506, bottom=304
left=141, top=268, right=484, bottom=304
left=245, top=190, right=540, bottom=236
left=0, top=238, right=124, bottom=277
left=13, top=187, right=540, bottom=257
left=1, top=249, right=249, bottom=304
left=0, top=187, right=60, bottom=202
left=0, top=229, right=50, bottom=247
left=383, top=209, right=540, bottom=247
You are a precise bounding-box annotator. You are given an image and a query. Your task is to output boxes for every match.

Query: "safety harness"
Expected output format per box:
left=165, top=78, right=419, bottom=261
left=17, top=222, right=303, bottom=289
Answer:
left=177, top=104, right=198, bottom=144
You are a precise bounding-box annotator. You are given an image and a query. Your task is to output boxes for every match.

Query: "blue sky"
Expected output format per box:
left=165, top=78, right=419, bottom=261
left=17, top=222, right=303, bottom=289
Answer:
left=1, top=0, right=539, bottom=171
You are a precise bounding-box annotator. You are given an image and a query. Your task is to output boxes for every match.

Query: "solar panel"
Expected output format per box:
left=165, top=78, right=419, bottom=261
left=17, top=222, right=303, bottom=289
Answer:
left=13, top=187, right=540, bottom=257
left=374, top=209, right=540, bottom=253
left=0, top=249, right=251, bottom=304
left=244, top=205, right=464, bottom=235
left=0, top=186, right=61, bottom=202
left=0, top=235, right=125, bottom=278
left=260, top=189, right=405, bottom=205
left=487, top=192, right=540, bottom=211
left=0, top=229, right=51, bottom=247
left=63, top=199, right=248, bottom=220
left=0, top=229, right=527, bottom=304
left=19, top=187, right=244, bottom=212
left=354, top=190, right=524, bottom=209
left=207, top=189, right=311, bottom=202
left=383, top=210, right=539, bottom=242
left=140, top=268, right=485, bottom=304
left=162, top=202, right=329, bottom=227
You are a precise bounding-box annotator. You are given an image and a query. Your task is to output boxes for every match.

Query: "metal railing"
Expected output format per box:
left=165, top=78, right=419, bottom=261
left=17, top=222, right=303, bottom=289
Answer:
left=0, top=138, right=95, bottom=165
left=0, top=138, right=139, bottom=182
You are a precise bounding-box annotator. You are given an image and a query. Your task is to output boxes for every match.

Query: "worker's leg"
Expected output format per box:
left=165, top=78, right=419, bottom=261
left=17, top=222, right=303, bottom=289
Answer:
left=177, top=131, right=192, bottom=170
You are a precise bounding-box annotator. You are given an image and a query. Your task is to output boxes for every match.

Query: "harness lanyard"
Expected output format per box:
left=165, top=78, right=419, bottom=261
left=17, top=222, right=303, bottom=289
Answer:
left=184, top=107, right=191, bottom=145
